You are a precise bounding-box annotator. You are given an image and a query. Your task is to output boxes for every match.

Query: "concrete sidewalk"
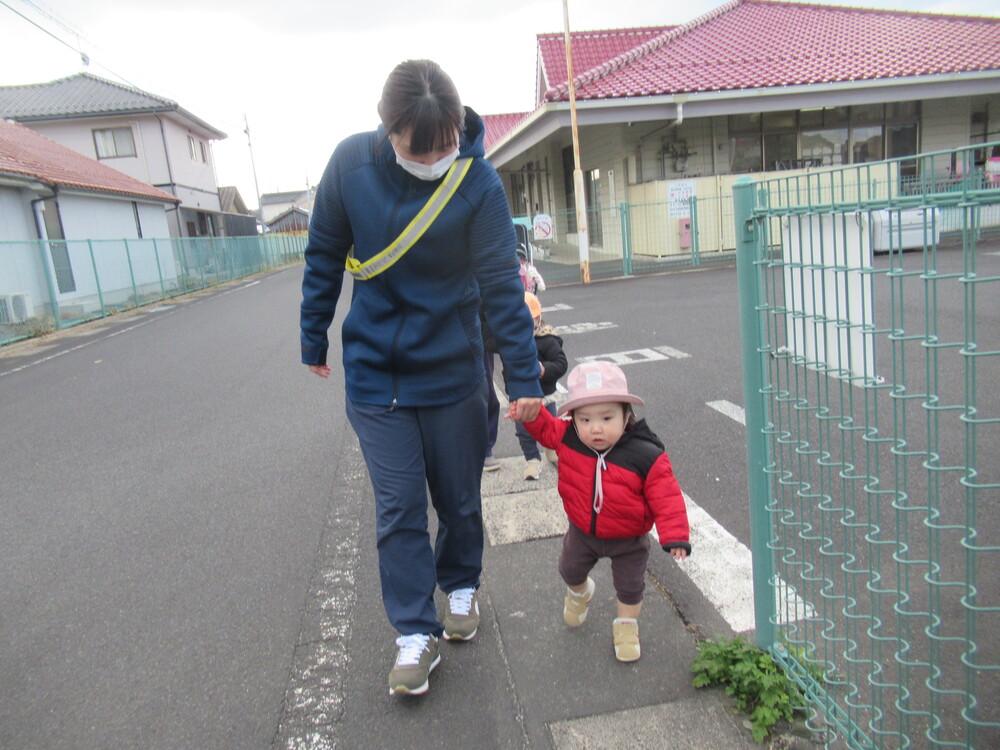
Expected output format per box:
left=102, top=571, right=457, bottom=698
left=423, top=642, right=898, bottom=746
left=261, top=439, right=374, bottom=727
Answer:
left=273, top=440, right=759, bottom=749
left=478, top=456, right=756, bottom=750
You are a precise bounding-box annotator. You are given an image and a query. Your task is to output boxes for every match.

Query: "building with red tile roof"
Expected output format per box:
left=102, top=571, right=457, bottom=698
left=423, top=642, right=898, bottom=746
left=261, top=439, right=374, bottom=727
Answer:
left=0, top=118, right=180, bottom=323
left=0, top=73, right=227, bottom=239
left=487, top=0, right=1000, bottom=233
left=0, top=118, right=179, bottom=204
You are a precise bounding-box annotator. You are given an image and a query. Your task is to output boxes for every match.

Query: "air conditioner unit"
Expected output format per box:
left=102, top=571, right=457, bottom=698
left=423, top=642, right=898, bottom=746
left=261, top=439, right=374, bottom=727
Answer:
left=0, top=293, right=31, bottom=324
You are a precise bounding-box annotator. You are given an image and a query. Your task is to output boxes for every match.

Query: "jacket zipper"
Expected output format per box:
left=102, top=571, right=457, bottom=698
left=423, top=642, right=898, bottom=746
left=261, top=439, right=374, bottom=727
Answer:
left=383, top=181, right=414, bottom=413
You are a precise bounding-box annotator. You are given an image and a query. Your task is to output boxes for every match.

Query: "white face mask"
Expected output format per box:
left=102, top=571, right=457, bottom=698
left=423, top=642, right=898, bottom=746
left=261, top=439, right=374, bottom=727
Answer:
left=394, top=147, right=459, bottom=181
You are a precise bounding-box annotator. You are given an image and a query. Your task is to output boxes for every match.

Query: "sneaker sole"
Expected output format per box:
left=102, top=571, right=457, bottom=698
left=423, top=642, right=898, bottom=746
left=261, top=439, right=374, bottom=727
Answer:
left=484, top=464, right=501, bottom=472
left=614, top=646, right=641, bottom=662
left=442, top=626, right=478, bottom=641
left=389, top=653, right=441, bottom=696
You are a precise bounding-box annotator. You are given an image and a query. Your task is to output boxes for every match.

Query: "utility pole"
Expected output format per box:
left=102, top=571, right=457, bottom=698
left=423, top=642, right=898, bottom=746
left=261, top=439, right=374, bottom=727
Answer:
left=563, top=0, right=590, bottom=283
left=244, top=114, right=264, bottom=234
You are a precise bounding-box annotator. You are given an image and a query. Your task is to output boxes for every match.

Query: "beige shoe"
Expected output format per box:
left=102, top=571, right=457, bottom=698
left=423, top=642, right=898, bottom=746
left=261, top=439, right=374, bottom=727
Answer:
left=545, top=448, right=558, bottom=465
left=613, top=618, right=640, bottom=662
left=523, top=458, right=541, bottom=480
left=563, top=577, right=595, bottom=626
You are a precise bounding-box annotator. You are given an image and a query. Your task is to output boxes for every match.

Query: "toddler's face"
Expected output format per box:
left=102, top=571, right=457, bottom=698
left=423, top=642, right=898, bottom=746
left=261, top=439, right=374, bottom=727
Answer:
left=572, top=402, right=627, bottom=452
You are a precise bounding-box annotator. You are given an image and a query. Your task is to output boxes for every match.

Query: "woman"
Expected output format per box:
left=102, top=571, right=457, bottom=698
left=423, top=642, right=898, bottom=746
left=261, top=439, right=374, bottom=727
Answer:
left=300, top=59, right=542, bottom=696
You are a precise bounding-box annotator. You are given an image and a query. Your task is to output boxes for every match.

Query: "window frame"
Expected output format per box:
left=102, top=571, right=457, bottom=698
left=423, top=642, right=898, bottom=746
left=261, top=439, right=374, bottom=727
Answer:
left=92, top=126, right=136, bottom=159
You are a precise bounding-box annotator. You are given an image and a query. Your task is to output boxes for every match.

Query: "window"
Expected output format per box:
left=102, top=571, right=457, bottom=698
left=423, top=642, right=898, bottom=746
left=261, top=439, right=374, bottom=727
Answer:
left=93, top=127, right=136, bottom=159
left=729, top=135, right=762, bottom=173
left=764, top=133, right=798, bottom=170
left=200, top=140, right=208, bottom=162
left=188, top=135, right=197, bottom=160
left=852, top=126, right=884, bottom=163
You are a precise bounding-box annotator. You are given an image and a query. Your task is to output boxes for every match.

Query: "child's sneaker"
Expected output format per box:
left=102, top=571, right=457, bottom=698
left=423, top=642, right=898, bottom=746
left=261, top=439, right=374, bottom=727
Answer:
left=545, top=448, right=558, bottom=465
left=523, top=458, right=542, bottom=480
left=388, top=634, right=440, bottom=695
left=613, top=618, right=640, bottom=662
left=442, top=587, right=479, bottom=641
left=563, top=577, right=595, bottom=626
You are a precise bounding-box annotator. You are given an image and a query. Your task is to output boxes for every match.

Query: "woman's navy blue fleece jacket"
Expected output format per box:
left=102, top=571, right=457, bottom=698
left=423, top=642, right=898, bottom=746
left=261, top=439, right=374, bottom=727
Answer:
left=300, top=108, right=543, bottom=408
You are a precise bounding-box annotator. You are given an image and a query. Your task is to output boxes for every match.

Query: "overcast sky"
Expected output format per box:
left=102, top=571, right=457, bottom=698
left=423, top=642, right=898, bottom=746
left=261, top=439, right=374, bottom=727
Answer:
left=1, top=0, right=997, bottom=209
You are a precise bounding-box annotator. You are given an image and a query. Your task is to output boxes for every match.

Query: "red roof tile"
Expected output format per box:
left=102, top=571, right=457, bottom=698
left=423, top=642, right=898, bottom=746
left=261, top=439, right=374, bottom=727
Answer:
left=483, top=112, right=531, bottom=152
left=0, top=118, right=178, bottom=202
left=544, top=0, right=1000, bottom=101
left=536, top=26, right=674, bottom=100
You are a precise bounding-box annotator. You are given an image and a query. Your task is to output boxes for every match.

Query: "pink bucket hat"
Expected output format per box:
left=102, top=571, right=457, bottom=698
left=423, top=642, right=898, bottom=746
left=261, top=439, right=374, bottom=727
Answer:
left=558, top=361, right=644, bottom=416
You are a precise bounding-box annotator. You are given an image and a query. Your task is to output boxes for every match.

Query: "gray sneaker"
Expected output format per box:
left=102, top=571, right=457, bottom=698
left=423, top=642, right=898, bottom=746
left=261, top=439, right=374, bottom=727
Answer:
left=389, top=634, right=440, bottom=696
left=483, top=456, right=501, bottom=472
left=442, top=587, right=479, bottom=641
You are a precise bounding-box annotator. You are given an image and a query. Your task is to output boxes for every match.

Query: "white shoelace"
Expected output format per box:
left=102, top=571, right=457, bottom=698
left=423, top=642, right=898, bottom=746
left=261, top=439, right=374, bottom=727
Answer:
left=448, top=587, right=476, bottom=616
left=395, top=634, right=431, bottom=665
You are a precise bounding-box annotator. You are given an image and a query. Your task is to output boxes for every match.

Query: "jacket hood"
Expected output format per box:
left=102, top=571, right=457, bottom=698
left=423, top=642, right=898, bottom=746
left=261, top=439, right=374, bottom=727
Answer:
left=460, top=107, right=485, bottom=159
left=625, top=418, right=665, bottom=452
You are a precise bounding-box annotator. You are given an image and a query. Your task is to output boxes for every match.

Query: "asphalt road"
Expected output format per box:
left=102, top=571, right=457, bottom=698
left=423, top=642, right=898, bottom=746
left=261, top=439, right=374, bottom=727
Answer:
left=1, top=252, right=995, bottom=748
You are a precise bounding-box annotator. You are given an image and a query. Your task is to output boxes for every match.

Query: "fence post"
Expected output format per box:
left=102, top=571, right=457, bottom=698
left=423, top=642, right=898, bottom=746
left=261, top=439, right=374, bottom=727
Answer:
left=152, top=239, right=165, bottom=300
left=619, top=202, right=631, bottom=276
left=689, top=196, right=700, bottom=266
left=124, top=238, right=138, bottom=309
left=37, top=240, right=63, bottom=329
left=732, top=176, right=777, bottom=651
left=86, top=240, right=106, bottom=317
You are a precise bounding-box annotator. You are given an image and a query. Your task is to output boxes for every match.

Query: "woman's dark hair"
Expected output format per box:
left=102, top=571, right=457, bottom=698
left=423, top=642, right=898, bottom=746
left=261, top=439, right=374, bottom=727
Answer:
left=378, top=59, right=464, bottom=155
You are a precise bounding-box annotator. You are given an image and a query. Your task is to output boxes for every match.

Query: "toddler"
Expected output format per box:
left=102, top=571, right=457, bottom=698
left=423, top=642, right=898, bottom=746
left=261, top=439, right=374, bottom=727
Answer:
left=519, top=361, right=691, bottom=661
left=497, top=292, right=567, bottom=479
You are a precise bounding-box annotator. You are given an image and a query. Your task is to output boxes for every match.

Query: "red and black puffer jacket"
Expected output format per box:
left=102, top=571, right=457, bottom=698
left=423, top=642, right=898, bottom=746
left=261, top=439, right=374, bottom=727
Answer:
left=524, top=408, right=691, bottom=554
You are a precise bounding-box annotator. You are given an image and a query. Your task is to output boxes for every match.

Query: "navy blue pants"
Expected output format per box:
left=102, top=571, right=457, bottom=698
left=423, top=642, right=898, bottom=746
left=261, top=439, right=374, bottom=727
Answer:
left=346, top=382, right=488, bottom=637
left=515, top=402, right=557, bottom=460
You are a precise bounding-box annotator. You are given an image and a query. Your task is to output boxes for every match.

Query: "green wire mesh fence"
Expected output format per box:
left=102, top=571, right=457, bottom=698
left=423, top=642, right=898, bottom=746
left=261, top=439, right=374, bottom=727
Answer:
left=0, top=234, right=306, bottom=346
left=734, top=143, right=1000, bottom=748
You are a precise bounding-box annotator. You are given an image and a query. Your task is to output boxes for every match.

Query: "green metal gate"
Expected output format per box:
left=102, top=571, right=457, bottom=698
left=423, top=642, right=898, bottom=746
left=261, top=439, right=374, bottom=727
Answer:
left=734, top=143, right=1000, bottom=748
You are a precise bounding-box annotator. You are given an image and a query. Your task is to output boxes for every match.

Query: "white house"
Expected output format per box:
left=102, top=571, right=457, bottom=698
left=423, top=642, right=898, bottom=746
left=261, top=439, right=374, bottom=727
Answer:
left=0, top=72, right=226, bottom=239
left=0, top=118, right=179, bottom=326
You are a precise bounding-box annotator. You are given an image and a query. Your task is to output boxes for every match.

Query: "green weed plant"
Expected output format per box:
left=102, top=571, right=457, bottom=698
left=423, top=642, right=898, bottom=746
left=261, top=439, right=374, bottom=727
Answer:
left=691, top=635, right=803, bottom=743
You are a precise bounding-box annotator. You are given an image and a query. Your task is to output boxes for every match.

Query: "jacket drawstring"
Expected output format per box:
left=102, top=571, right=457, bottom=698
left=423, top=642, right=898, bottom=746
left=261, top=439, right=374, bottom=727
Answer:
left=593, top=450, right=610, bottom=515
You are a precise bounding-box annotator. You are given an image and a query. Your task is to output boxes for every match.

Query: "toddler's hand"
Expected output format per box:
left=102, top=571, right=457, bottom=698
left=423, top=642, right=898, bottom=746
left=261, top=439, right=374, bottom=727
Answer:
left=670, top=547, right=688, bottom=560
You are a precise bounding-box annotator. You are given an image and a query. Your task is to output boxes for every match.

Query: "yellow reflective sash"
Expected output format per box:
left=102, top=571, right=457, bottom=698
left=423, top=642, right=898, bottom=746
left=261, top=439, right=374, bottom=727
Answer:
left=345, top=157, right=473, bottom=281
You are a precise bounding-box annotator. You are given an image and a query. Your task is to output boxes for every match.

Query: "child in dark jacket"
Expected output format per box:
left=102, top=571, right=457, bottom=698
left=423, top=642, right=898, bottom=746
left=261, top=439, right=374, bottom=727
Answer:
left=498, top=292, right=567, bottom=480
left=518, top=361, right=691, bottom=662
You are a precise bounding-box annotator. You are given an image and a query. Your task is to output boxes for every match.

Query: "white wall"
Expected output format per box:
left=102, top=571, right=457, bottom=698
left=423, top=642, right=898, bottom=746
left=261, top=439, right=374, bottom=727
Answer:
left=50, top=193, right=179, bottom=311
left=0, top=186, right=48, bottom=314
left=27, top=114, right=221, bottom=218
left=160, top=116, right=221, bottom=212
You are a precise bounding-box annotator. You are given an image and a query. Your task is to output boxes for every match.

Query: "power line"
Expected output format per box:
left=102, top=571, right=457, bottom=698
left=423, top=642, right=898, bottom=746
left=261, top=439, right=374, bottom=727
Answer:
left=0, top=0, right=87, bottom=63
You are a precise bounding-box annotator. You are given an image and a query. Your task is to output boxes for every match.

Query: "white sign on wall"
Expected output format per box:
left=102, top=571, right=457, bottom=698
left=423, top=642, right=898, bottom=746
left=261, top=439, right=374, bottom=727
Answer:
left=667, top=180, right=696, bottom=218
left=533, top=214, right=553, bottom=241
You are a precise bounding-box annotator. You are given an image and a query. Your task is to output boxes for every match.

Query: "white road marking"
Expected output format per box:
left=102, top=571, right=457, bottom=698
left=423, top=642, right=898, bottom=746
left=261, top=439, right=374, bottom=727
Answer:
left=576, top=346, right=691, bottom=365
left=707, top=399, right=745, bottom=425
left=554, top=322, right=618, bottom=335
left=654, top=494, right=814, bottom=633
left=542, top=303, right=573, bottom=312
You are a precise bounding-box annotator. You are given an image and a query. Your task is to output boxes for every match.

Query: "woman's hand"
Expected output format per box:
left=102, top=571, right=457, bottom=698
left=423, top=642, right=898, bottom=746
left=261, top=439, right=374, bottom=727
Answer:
left=507, top=397, right=542, bottom=423
left=308, top=364, right=331, bottom=378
